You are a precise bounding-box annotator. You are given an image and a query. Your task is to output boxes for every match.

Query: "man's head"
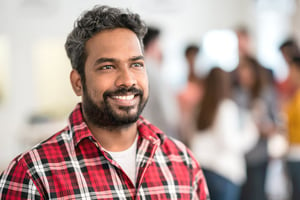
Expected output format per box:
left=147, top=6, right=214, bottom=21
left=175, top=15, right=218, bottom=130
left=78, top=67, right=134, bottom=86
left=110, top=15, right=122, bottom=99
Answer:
left=65, top=5, right=147, bottom=84
left=65, top=5, right=149, bottom=129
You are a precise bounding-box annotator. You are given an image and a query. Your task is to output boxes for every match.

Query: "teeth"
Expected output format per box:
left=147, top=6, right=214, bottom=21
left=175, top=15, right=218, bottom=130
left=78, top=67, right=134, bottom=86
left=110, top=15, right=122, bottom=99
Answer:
left=112, top=95, right=135, bottom=100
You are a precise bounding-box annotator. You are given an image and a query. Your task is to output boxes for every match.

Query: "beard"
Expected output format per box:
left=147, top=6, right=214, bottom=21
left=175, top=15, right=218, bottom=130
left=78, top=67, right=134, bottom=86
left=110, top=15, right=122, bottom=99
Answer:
left=82, top=86, right=148, bottom=129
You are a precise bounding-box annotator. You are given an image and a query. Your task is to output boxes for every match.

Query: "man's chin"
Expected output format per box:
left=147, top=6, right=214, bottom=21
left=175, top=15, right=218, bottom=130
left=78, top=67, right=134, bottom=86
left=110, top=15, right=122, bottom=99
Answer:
left=107, top=115, right=139, bottom=128
left=113, top=112, right=140, bottom=123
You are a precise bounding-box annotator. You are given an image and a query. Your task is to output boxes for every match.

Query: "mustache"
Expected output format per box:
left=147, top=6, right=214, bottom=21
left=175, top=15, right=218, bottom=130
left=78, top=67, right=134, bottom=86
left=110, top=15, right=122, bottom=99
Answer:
left=103, top=86, right=143, bottom=98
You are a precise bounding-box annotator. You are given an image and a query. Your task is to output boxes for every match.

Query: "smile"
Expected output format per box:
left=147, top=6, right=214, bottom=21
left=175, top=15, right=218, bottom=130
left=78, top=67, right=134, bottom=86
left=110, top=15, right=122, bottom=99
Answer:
left=111, top=95, right=135, bottom=101
left=109, top=94, right=139, bottom=107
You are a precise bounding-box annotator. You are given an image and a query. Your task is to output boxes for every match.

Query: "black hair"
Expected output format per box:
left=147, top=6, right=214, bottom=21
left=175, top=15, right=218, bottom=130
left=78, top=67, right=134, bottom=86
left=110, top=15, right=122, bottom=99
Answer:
left=65, top=5, right=147, bottom=86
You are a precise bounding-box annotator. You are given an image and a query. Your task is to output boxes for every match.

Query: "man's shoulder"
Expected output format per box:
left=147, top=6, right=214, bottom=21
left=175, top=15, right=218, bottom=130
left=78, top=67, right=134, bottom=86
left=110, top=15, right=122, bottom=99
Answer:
left=149, top=129, right=199, bottom=169
left=161, top=136, right=195, bottom=158
left=32, top=126, right=69, bottom=149
left=12, top=127, right=71, bottom=169
left=138, top=116, right=192, bottom=156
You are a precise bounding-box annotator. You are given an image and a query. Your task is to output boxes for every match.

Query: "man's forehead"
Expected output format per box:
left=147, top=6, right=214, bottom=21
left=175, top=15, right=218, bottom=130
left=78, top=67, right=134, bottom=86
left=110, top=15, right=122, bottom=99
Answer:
left=85, top=31, right=143, bottom=65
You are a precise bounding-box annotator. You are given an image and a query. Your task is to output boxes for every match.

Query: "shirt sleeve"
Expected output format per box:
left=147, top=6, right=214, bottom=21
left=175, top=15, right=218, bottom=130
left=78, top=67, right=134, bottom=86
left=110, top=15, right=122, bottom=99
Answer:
left=0, top=158, right=43, bottom=200
left=194, top=169, right=210, bottom=200
left=188, top=148, right=210, bottom=200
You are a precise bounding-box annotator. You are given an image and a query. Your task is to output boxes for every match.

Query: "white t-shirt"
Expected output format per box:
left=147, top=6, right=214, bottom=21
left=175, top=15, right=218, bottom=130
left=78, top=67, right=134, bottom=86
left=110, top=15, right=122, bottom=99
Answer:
left=105, top=135, right=138, bottom=183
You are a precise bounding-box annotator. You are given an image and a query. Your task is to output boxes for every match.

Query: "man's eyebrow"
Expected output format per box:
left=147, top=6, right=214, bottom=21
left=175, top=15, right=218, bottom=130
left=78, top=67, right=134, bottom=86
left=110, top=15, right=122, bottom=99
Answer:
left=93, top=56, right=144, bottom=67
left=94, top=57, right=116, bottom=67
left=129, top=55, right=144, bottom=61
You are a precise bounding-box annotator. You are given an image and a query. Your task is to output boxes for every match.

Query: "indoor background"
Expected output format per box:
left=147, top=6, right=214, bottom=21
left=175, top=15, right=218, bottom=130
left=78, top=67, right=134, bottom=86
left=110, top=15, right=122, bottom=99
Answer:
left=0, top=0, right=299, bottom=198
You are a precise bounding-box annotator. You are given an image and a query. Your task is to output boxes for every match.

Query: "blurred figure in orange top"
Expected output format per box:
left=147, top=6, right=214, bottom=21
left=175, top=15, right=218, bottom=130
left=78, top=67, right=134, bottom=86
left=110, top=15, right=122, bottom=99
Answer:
left=285, top=56, right=300, bottom=200
left=277, top=39, right=300, bottom=108
left=177, top=44, right=204, bottom=146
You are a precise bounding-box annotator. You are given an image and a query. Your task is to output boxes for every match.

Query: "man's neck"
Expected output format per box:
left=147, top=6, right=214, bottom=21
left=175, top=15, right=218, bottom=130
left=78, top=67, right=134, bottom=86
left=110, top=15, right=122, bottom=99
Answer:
left=87, top=122, right=138, bottom=152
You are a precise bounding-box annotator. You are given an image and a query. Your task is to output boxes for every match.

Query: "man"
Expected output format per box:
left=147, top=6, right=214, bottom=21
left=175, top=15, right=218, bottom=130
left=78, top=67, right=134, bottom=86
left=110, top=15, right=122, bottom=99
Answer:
left=0, top=5, right=209, bottom=199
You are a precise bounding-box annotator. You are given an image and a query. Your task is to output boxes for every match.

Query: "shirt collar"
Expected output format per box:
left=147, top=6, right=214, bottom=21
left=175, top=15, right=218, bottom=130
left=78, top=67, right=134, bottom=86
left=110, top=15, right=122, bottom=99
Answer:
left=68, top=103, right=94, bottom=148
left=68, top=103, right=166, bottom=150
left=136, top=116, right=165, bottom=145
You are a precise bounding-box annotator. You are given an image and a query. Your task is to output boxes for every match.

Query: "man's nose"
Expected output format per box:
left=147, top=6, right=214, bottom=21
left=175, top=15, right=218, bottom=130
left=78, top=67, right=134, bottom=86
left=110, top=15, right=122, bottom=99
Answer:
left=115, top=67, right=137, bottom=88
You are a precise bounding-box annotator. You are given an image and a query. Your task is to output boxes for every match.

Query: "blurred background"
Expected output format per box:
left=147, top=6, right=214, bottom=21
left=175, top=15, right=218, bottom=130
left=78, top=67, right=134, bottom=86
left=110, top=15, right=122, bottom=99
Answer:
left=1, top=0, right=300, bottom=199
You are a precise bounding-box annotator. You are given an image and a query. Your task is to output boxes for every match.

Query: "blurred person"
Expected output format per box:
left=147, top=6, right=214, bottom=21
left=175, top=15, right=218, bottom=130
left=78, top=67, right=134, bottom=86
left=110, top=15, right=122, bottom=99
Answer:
left=233, top=55, right=279, bottom=200
left=280, top=39, right=300, bottom=67
left=235, top=26, right=253, bottom=58
left=185, top=44, right=200, bottom=82
left=177, top=44, right=204, bottom=146
left=190, top=67, right=258, bottom=200
left=231, top=26, right=253, bottom=94
left=141, top=26, right=181, bottom=139
left=0, top=5, right=209, bottom=199
left=277, top=39, right=300, bottom=108
left=284, top=56, right=300, bottom=200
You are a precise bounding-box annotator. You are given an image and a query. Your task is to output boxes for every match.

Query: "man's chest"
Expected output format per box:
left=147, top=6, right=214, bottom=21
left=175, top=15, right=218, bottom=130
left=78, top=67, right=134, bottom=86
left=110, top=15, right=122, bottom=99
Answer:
left=36, top=153, right=194, bottom=199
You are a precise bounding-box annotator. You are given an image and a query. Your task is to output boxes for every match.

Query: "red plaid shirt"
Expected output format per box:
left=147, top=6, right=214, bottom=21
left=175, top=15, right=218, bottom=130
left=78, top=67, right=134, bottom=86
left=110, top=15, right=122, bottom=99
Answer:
left=0, top=103, right=209, bottom=199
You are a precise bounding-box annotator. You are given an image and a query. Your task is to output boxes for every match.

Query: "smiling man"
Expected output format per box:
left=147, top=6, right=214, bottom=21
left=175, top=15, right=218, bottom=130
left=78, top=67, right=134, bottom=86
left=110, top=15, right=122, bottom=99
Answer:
left=0, top=5, right=209, bottom=199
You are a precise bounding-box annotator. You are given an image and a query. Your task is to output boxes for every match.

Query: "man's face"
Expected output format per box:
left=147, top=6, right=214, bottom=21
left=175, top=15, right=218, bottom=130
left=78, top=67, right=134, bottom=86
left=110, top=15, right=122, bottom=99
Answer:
left=78, top=28, right=149, bottom=128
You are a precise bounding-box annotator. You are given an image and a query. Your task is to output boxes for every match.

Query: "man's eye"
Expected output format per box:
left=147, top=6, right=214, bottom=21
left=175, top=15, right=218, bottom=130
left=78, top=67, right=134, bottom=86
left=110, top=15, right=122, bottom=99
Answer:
left=132, top=63, right=144, bottom=68
left=100, top=65, right=114, bottom=70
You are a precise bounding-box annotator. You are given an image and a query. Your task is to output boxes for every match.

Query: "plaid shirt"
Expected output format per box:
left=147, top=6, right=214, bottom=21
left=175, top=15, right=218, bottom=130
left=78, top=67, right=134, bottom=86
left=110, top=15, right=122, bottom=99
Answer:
left=0, top=103, right=209, bottom=200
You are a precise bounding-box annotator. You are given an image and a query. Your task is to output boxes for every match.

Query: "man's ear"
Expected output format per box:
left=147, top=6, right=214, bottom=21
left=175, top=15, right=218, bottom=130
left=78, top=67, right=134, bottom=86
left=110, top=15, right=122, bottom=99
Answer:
left=70, top=69, right=83, bottom=96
